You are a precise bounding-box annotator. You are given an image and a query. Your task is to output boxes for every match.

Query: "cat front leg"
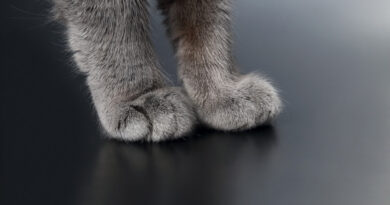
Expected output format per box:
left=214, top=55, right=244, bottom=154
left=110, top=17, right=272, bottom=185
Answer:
left=159, top=0, right=282, bottom=131
left=53, top=0, right=196, bottom=141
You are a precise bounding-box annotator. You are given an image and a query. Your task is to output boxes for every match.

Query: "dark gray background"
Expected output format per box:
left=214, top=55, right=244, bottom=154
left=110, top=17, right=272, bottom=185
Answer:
left=1, top=0, right=390, bottom=205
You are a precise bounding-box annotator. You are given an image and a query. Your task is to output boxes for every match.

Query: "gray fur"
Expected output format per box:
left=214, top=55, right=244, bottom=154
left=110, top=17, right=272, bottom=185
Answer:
left=52, top=0, right=281, bottom=142
left=52, top=0, right=196, bottom=142
left=158, top=0, right=282, bottom=130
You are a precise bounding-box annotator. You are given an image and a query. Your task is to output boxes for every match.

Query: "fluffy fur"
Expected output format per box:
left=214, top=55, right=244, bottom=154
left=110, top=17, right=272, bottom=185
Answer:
left=52, top=0, right=282, bottom=142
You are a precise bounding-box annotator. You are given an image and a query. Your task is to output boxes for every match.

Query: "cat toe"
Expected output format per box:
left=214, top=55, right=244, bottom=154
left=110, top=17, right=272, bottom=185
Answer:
left=101, top=87, right=196, bottom=142
left=134, top=87, right=197, bottom=141
left=196, top=74, right=282, bottom=131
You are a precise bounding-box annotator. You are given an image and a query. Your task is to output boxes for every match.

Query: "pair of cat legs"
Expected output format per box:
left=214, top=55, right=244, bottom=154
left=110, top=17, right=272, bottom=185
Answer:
left=53, top=0, right=281, bottom=142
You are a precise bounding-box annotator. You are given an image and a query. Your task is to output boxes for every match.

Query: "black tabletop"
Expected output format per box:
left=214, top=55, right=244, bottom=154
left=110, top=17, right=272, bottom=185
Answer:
left=1, top=1, right=390, bottom=205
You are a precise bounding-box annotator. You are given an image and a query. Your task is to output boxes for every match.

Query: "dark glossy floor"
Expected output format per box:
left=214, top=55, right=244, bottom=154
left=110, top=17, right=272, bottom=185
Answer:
left=2, top=0, right=390, bottom=205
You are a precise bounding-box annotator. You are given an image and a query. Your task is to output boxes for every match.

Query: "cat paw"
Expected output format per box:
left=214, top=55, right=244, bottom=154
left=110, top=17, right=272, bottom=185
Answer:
left=100, top=87, right=197, bottom=142
left=195, top=74, right=282, bottom=131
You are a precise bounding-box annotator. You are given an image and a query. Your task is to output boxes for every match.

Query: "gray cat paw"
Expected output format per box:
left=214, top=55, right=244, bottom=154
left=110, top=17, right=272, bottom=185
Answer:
left=196, top=74, right=282, bottom=131
left=101, top=87, right=196, bottom=142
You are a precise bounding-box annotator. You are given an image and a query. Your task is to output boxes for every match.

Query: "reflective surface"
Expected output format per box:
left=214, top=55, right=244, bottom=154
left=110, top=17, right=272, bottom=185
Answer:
left=2, top=0, right=390, bottom=205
